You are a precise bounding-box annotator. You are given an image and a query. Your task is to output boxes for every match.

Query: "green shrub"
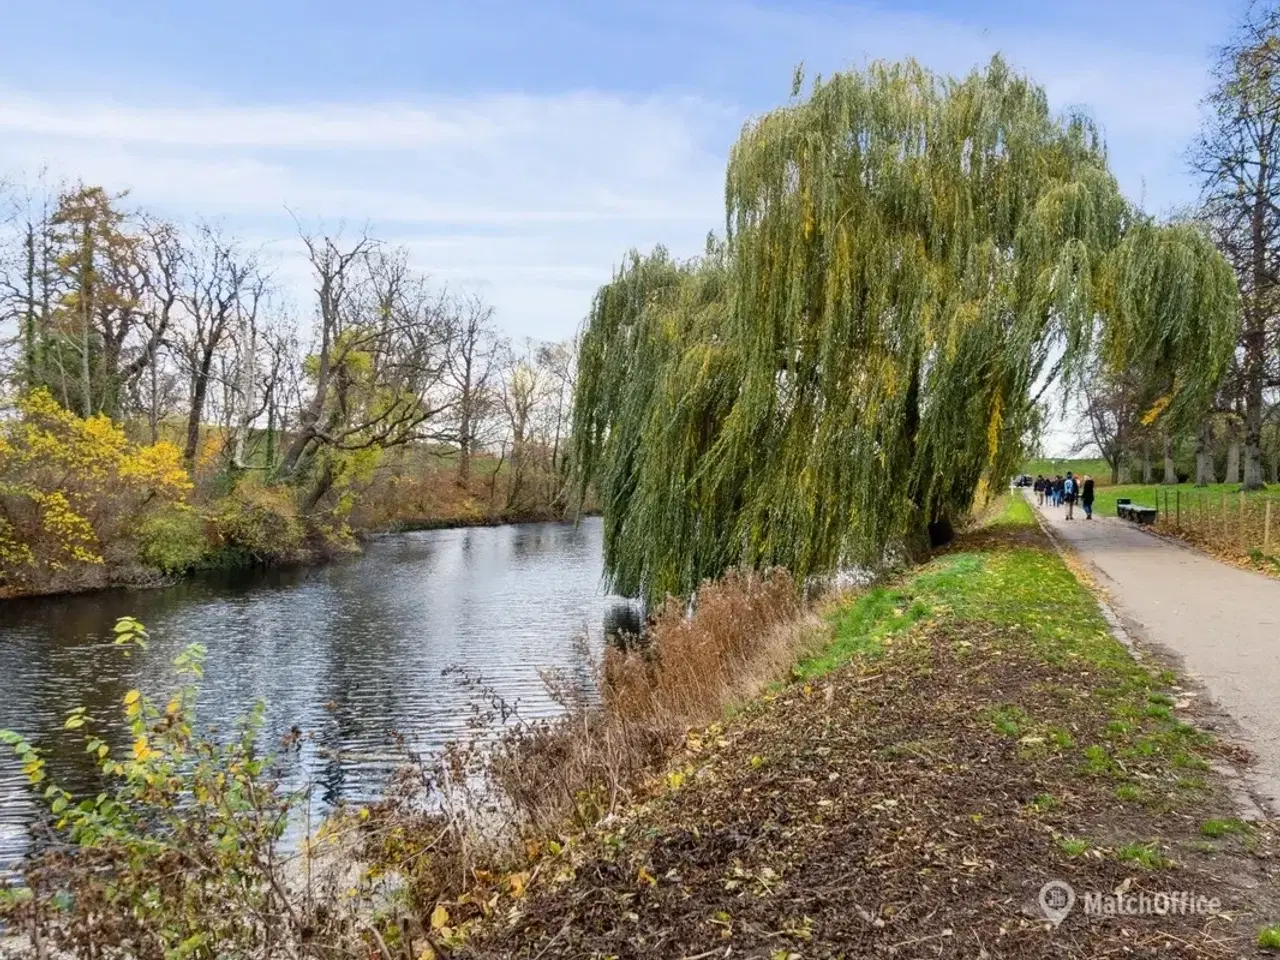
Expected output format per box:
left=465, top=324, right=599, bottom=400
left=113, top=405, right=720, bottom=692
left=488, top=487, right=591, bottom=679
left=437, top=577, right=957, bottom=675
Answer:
left=137, top=506, right=207, bottom=573
left=0, top=617, right=378, bottom=956
left=209, top=482, right=305, bottom=565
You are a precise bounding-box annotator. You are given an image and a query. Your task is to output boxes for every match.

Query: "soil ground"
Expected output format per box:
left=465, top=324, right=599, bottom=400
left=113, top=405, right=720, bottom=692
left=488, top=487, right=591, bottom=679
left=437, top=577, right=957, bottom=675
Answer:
left=457, top=498, right=1280, bottom=959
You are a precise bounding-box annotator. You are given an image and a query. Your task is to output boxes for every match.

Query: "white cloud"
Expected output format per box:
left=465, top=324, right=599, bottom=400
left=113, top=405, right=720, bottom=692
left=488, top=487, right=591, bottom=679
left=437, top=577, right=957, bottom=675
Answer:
left=0, top=0, right=1224, bottom=428
left=0, top=91, right=730, bottom=340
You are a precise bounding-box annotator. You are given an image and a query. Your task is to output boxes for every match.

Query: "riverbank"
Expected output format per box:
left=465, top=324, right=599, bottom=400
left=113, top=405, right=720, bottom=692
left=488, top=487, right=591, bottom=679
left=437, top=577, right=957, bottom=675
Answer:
left=380, top=509, right=592, bottom=534
left=5, top=499, right=1277, bottom=956
left=451, top=496, right=1279, bottom=957
left=0, top=508, right=584, bottom=602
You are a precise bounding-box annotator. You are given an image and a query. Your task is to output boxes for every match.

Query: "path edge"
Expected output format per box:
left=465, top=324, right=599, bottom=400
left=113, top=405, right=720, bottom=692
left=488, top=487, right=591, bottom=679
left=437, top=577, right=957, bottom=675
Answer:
left=1021, top=490, right=1274, bottom=821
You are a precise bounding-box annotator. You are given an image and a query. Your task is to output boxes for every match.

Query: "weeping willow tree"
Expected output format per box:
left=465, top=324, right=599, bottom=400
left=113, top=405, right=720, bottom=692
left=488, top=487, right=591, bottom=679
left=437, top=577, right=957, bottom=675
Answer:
left=574, top=57, right=1239, bottom=604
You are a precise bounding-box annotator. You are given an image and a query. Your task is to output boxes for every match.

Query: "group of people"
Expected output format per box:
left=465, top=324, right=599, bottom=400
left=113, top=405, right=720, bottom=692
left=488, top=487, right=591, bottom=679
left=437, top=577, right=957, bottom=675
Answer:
left=1033, top=472, right=1095, bottom=520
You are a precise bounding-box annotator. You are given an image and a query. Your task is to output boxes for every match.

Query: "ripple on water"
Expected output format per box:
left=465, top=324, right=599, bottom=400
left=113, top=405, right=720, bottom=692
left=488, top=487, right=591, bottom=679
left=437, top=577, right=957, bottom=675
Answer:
left=0, top=518, right=634, bottom=872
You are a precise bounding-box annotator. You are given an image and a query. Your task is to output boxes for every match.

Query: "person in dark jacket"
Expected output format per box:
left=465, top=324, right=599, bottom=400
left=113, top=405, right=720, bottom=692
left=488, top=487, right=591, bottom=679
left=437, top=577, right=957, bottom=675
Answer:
left=1033, top=475, right=1046, bottom=506
left=1062, top=471, right=1077, bottom=519
left=1081, top=475, right=1096, bottom=519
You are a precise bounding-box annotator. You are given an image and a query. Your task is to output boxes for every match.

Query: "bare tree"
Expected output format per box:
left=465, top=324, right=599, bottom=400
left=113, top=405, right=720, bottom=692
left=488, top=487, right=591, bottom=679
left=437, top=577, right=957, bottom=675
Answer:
left=499, top=342, right=543, bottom=513
left=172, top=225, right=265, bottom=466
left=1193, top=2, right=1280, bottom=489
left=444, top=293, right=504, bottom=487
left=277, top=232, right=460, bottom=513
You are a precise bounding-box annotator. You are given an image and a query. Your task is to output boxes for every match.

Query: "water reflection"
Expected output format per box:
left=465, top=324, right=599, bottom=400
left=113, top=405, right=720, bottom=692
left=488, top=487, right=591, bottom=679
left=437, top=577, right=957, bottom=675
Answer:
left=0, top=518, right=634, bottom=870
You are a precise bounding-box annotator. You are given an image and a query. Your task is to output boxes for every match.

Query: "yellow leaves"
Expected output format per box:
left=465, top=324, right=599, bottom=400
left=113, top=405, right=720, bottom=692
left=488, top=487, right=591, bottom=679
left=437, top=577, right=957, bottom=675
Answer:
left=132, top=735, right=154, bottom=763
left=507, top=871, right=528, bottom=898
left=429, top=903, right=450, bottom=930
left=0, top=389, right=194, bottom=584
left=122, top=440, right=194, bottom=494
left=636, top=866, right=657, bottom=887
left=1140, top=393, right=1172, bottom=427
left=666, top=769, right=686, bottom=790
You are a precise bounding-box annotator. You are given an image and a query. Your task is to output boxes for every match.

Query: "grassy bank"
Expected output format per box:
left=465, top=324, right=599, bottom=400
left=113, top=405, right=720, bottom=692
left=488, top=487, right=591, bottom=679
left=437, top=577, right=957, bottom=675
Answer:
left=459, top=496, right=1279, bottom=957
left=1023, top=457, right=1113, bottom=482
left=6, top=497, right=1278, bottom=956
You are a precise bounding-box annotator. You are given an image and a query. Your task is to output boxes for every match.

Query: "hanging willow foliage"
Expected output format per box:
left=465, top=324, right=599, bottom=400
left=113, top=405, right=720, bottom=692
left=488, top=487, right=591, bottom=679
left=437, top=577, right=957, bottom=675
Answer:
left=573, top=57, right=1239, bottom=604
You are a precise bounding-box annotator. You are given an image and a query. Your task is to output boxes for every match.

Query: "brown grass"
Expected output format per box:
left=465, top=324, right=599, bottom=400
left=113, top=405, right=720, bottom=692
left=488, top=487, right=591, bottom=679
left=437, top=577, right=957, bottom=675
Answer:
left=359, top=568, right=826, bottom=936
left=492, top=570, right=819, bottom=838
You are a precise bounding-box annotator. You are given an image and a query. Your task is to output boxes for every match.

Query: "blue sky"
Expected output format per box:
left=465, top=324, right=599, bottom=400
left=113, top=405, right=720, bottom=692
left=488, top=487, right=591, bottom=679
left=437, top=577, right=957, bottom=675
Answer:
left=0, top=0, right=1241, bottom=358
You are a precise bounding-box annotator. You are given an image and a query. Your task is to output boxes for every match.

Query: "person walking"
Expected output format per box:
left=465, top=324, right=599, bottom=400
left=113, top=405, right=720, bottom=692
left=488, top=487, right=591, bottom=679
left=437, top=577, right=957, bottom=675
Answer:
left=1081, top=475, right=1095, bottom=520
left=1063, top=471, right=1077, bottom=520
left=1034, top=475, right=1046, bottom=506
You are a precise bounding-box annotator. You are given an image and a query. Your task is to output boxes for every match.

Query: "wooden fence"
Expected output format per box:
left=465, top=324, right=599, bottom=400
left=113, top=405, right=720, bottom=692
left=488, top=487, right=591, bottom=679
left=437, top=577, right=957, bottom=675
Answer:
left=1152, top=488, right=1276, bottom=561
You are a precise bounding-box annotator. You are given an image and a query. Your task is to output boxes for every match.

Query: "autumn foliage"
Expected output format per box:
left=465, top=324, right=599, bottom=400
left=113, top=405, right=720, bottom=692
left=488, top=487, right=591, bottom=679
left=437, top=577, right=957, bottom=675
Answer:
left=0, top=388, right=194, bottom=593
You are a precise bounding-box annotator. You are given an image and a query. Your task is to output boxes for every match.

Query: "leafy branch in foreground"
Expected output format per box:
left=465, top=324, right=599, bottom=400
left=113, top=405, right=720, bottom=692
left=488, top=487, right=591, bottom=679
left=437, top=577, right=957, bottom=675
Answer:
left=0, top=617, right=379, bottom=959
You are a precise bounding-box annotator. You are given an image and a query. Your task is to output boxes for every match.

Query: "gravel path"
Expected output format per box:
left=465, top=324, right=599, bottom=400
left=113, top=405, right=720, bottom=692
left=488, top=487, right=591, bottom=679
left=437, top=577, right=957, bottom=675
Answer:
left=1029, top=490, right=1280, bottom=813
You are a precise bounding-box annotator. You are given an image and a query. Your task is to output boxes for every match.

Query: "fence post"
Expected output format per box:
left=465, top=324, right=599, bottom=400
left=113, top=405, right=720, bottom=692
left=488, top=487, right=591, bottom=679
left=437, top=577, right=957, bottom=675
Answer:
left=1223, top=492, right=1228, bottom=536
left=1266, top=499, right=1273, bottom=552
left=1240, top=491, right=1246, bottom=546
left=1176, top=489, right=1180, bottom=529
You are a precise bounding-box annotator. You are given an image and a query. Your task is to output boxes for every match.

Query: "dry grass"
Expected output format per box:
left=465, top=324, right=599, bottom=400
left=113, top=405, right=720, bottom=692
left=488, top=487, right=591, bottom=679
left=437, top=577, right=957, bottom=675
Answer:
left=491, top=570, right=820, bottom=838
left=358, top=569, right=825, bottom=941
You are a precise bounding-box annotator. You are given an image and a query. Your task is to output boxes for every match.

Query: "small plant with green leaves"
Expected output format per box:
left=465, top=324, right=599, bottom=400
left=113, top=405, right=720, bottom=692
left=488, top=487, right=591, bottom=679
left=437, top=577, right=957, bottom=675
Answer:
left=1260, top=925, right=1280, bottom=950
left=1115, top=841, right=1169, bottom=869
left=0, top=616, right=380, bottom=957
left=1201, top=818, right=1252, bottom=839
left=1058, top=837, right=1091, bottom=856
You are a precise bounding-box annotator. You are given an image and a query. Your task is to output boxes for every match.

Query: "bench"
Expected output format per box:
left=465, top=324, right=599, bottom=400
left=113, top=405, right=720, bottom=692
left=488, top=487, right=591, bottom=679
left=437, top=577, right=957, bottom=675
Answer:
left=1115, top=498, right=1157, bottom=524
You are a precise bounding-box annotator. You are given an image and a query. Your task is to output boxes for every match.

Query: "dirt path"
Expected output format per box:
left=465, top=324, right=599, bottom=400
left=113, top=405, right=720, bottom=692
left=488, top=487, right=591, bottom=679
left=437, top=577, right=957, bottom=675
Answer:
left=1030, top=490, right=1280, bottom=813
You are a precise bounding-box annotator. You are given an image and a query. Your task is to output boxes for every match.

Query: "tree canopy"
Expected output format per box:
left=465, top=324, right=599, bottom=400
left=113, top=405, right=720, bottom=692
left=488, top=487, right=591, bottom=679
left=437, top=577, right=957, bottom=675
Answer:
left=573, top=57, right=1240, bottom=604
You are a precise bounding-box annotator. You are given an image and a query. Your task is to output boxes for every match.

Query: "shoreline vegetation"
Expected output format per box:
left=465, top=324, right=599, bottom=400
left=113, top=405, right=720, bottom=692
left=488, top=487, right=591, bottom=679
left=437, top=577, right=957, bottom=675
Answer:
left=4, top=495, right=1277, bottom=956
left=0, top=384, right=584, bottom=602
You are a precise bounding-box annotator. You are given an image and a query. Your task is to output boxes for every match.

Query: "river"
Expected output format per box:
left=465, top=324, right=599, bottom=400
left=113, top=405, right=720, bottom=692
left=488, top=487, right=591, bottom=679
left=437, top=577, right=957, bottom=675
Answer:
left=0, top=517, right=636, bottom=872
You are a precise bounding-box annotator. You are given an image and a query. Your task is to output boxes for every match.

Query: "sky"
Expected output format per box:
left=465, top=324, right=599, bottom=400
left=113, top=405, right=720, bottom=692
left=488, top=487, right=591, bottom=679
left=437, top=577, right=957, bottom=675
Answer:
left=0, top=0, right=1244, bottom=451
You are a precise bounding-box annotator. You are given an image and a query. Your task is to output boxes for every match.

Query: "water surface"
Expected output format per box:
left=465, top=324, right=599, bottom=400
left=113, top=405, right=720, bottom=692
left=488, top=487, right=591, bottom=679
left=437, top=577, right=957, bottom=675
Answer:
left=0, top=518, right=633, bottom=870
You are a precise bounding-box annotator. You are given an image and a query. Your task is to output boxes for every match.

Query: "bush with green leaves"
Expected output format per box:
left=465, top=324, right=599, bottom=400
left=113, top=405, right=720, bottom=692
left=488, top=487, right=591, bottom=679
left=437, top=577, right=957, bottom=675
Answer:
left=136, top=507, right=207, bottom=574
left=0, top=617, right=382, bottom=958
left=208, top=481, right=306, bottom=567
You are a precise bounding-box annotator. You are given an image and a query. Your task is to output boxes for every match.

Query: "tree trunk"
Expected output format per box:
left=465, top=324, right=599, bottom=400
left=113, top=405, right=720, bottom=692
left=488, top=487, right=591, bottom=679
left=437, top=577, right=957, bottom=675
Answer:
left=183, top=351, right=216, bottom=466
left=23, top=224, right=38, bottom=389
left=231, top=315, right=256, bottom=470
left=1225, top=426, right=1241, bottom=485
left=265, top=391, right=277, bottom=475
left=1243, top=142, right=1269, bottom=491
left=1162, top=430, right=1177, bottom=484
left=1243, top=390, right=1266, bottom=489
left=300, top=457, right=335, bottom=515
left=79, top=230, right=93, bottom=418
left=149, top=360, right=159, bottom=445
left=1141, top=441, right=1153, bottom=484
left=458, top=402, right=472, bottom=487
left=1196, top=418, right=1216, bottom=486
